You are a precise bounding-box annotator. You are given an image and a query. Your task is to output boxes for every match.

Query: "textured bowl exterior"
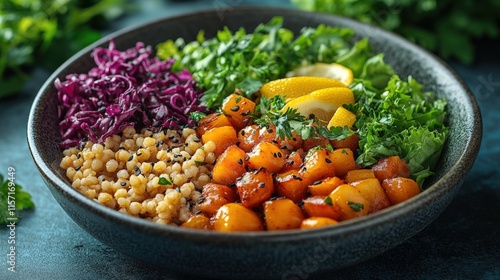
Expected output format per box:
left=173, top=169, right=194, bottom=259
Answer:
left=27, top=7, right=482, bottom=280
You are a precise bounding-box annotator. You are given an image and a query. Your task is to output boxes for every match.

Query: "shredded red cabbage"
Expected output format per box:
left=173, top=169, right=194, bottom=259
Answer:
left=55, top=40, right=207, bottom=149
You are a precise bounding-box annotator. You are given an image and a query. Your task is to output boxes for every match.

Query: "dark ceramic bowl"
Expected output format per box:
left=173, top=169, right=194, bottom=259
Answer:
left=27, top=7, right=481, bottom=280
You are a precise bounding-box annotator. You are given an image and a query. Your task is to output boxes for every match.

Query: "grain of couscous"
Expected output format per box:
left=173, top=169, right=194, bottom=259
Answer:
left=60, top=126, right=215, bottom=226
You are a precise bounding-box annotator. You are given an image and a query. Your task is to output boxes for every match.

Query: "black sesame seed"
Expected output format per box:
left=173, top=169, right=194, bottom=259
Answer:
left=128, top=155, right=134, bottom=161
left=230, top=105, right=240, bottom=112
left=241, top=130, right=246, bottom=136
left=312, top=180, right=322, bottom=185
left=198, top=197, right=206, bottom=204
left=238, top=158, right=243, bottom=165
left=193, top=137, right=200, bottom=143
left=121, top=182, right=126, bottom=186
left=277, top=152, right=282, bottom=158
left=308, top=114, right=315, bottom=120
left=75, top=166, right=81, bottom=171
left=325, top=158, right=332, bottom=163
left=77, top=153, right=81, bottom=159
left=172, top=138, right=179, bottom=143
left=273, top=153, right=278, bottom=158
left=135, top=170, right=141, bottom=176
left=258, top=182, right=265, bottom=188
left=195, top=210, right=202, bottom=215
left=292, top=175, right=303, bottom=181
left=267, top=128, right=274, bottom=133
left=280, top=145, right=287, bottom=150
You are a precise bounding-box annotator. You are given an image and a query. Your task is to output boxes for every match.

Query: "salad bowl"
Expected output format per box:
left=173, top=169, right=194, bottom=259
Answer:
left=27, top=7, right=481, bottom=279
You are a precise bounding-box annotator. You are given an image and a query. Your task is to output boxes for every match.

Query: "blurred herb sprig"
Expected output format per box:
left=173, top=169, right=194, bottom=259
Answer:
left=0, top=0, right=130, bottom=99
left=291, top=0, right=500, bottom=64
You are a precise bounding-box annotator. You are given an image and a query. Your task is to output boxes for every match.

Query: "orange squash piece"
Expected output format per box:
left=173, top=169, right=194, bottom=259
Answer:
left=344, top=169, right=376, bottom=183
left=300, top=217, right=339, bottom=229
left=212, top=145, right=247, bottom=186
left=212, top=203, right=263, bottom=232
left=264, top=198, right=305, bottom=230
left=235, top=168, right=275, bottom=208
left=330, top=133, right=359, bottom=151
left=281, top=151, right=303, bottom=173
left=181, top=214, right=211, bottom=230
left=381, top=177, right=421, bottom=205
left=372, top=156, right=410, bottom=182
left=350, top=178, right=390, bottom=213
left=308, top=176, right=345, bottom=196
left=247, top=141, right=287, bottom=173
left=221, top=94, right=256, bottom=130
left=197, top=183, right=238, bottom=216
left=302, top=196, right=342, bottom=220
left=329, top=148, right=356, bottom=178
left=201, top=126, right=238, bottom=157
left=274, top=169, right=309, bottom=203
left=299, top=147, right=336, bottom=183
left=196, top=112, right=233, bottom=136
left=328, top=184, right=369, bottom=221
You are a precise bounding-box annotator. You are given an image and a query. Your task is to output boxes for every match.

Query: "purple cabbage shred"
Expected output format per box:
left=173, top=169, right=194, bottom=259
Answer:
left=55, top=40, right=208, bottom=149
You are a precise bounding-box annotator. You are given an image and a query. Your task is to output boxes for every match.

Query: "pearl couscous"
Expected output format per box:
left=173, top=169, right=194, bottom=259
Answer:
left=60, top=126, right=215, bottom=225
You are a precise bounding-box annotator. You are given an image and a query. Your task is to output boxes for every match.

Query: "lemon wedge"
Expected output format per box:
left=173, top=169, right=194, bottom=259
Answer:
left=286, top=63, right=354, bottom=86
left=327, top=106, right=357, bottom=129
left=283, top=87, right=355, bottom=122
left=260, top=76, right=347, bottom=99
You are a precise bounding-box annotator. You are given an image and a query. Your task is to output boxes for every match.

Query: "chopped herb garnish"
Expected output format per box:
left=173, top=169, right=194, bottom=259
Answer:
left=189, top=111, right=207, bottom=123
left=324, top=196, right=333, bottom=206
left=158, top=177, right=172, bottom=185
left=253, top=95, right=354, bottom=141
left=347, top=201, right=364, bottom=212
left=195, top=160, right=207, bottom=166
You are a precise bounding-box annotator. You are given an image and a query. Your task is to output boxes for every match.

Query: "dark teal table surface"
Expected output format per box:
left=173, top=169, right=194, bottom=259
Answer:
left=1, top=1, right=499, bottom=279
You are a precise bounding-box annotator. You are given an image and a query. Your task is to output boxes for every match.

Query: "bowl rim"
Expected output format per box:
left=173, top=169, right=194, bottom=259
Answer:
left=27, top=6, right=482, bottom=242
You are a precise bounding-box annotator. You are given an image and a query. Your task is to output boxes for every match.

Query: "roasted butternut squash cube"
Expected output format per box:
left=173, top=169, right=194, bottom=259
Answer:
left=328, top=184, right=369, bottom=221
left=330, top=133, right=359, bottom=153
left=212, top=145, right=247, bottom=186
left=299, top=147, right=336, bottom=183
left=212, top=203, right=263, bottom=232
left=302, top=134, right=330, bottom=151
left=381, top=177, right=421, bottom=205
left=300, top=217, right=339, bottom=230
left=264, top=198, right=304, bottom=230
left=344, top=169, right=376, bottom=183
left=238, top=124, right=277, bottom=153
left=308, top=176, right=344, bottom=196
left=238, top=125, right=260, bottom=152
left=275, top=170, right=309, bottom=203
left=372, top=156, right=411, bottom=182
left=181, top=214, right=211, bottom=230
left=197, top=183, right=238, bottom=216
left=350, top=178, right=390, bottom=213
left=221, top=94, right=256, bottom=130
left=281, top=151, right=303, bottom=173
left=235, top=168, right=274, bottom=208
left=196, top=112, right=233, bottom=136
left=201, top=126, right=238, bottom=157
left=278, top=130, right=303, bottom=151
left=329, top=148, right=356, bottom=178
left=303, top=196, right=342, bottom=220
left=247, top=142, right=286, bottom=173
